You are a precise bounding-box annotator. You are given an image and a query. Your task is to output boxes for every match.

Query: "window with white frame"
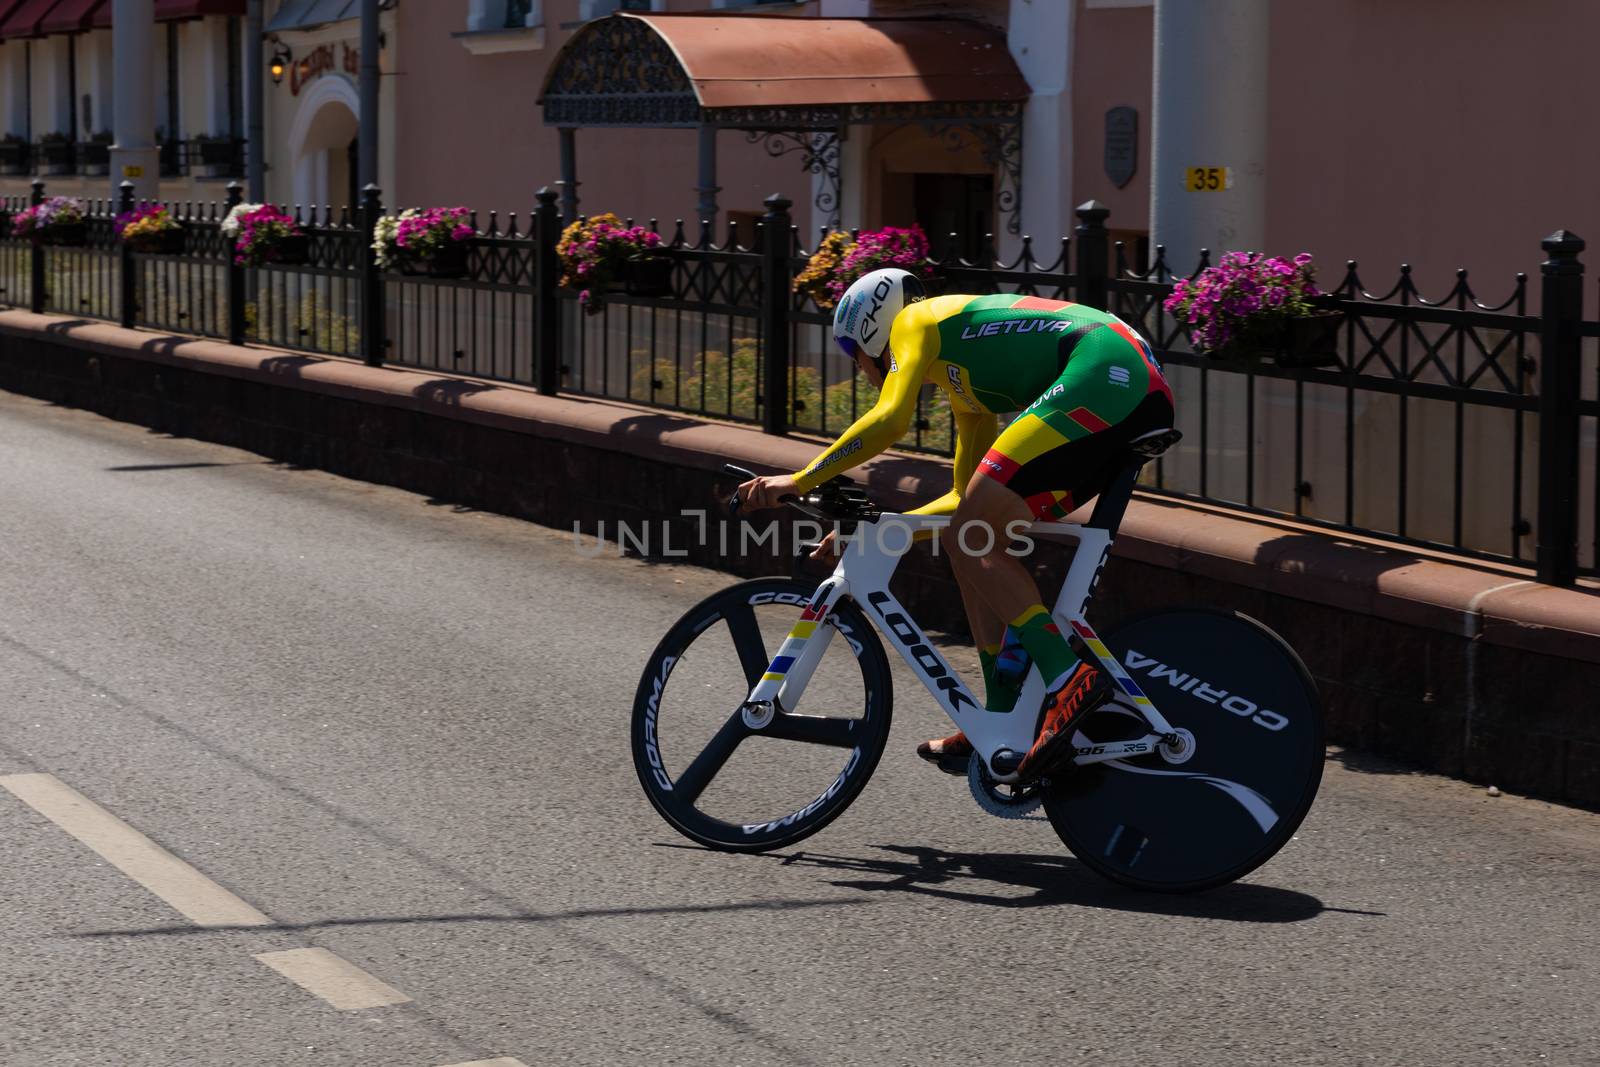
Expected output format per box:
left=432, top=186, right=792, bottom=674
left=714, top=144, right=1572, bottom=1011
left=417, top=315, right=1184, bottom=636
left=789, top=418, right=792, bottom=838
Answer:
left=577, top=0, right=656, bottom=18
left=467, top=0, right=543, bottom=32
left=459, top=0, right=548, bottom=54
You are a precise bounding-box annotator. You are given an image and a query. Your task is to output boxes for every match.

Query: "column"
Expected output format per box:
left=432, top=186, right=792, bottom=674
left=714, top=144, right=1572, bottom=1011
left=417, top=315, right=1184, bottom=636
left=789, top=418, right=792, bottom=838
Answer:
left=1150, top=0, right=1269, bottom=271
left=1006, top=0, right=1074, bottom=259
left=111, top=0, right=159, bottom=201
left=3, top=44, right=27, bottom=135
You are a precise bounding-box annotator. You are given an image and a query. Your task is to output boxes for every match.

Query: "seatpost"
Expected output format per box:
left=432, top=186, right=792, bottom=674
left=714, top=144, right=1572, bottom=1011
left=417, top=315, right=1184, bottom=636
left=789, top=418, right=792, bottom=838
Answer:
left=1085, top=460, right=1144, bottom=537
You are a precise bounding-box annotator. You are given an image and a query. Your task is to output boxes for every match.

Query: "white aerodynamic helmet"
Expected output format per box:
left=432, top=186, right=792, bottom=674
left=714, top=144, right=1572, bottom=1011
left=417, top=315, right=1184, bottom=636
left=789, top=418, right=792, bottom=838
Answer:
left=832, top=267, right=926, bottom=369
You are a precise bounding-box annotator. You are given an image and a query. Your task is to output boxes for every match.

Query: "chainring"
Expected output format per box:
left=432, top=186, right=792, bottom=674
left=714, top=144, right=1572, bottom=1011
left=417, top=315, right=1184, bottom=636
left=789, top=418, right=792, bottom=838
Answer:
left=966, top=753, right=1045, bottom=819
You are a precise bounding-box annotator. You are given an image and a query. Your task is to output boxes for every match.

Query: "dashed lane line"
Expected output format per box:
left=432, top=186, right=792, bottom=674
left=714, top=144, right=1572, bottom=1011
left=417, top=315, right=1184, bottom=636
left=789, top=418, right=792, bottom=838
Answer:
left=0, top=772, right=270, bottom=928
left=254, top=947, right=413, bottom=1011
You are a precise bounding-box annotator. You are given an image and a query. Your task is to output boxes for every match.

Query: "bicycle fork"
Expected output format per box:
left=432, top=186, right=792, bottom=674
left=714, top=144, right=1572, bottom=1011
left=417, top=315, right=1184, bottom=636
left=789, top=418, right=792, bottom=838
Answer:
left=738, top=577, right=847, bottom=720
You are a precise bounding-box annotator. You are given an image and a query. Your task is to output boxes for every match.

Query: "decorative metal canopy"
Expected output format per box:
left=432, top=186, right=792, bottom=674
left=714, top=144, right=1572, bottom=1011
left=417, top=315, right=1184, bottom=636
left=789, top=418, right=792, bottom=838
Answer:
left=538, top=13, right=1027, bottom=233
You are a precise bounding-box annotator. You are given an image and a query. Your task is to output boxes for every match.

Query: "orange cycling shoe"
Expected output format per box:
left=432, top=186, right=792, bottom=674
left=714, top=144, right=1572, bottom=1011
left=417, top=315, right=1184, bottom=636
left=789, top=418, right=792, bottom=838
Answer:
left=1016, top=661, right=1114, bottom=780
left=916, top=731, right=973, bottom=776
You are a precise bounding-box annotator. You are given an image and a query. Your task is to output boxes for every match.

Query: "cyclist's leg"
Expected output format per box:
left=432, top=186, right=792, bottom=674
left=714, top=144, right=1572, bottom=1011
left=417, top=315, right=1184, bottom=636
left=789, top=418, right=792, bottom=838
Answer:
left=947, top=325, right=1175, bottom=775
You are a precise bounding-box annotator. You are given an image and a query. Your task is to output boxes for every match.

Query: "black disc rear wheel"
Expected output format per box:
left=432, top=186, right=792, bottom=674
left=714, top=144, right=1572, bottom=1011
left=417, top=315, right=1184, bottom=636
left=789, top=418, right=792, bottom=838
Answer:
left=631, top=577, right=893, bottom=852
left=1043, top=609, right=1323, bottom=892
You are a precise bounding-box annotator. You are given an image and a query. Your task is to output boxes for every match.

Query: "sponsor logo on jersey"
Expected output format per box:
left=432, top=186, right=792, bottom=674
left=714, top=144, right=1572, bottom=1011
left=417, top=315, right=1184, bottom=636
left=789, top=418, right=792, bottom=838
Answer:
left=1108, top=366, right=1131, bottom=387
left=1027, top=383, right=1068, bottom=411
left=959, top=317, right=1072, bottom=340
left=944, top=364, right=978, bottom=410
left=802, top=437, right=862, bottom=476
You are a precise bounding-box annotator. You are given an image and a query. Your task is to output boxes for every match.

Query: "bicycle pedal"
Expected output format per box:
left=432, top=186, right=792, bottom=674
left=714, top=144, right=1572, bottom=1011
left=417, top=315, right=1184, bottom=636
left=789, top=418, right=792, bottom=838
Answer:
left=988, top=749, right=1024, bottom=775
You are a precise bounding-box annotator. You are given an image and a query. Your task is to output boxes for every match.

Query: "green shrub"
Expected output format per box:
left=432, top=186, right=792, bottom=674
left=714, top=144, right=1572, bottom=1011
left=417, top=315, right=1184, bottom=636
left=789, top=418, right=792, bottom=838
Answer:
left=628, top=336, right=954, bottom=454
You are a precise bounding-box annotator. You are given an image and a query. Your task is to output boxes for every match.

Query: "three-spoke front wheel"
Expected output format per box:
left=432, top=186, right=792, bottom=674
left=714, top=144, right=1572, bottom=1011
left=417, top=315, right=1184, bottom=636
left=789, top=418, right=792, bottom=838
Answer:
left=631, top=578, right=893, bottom=852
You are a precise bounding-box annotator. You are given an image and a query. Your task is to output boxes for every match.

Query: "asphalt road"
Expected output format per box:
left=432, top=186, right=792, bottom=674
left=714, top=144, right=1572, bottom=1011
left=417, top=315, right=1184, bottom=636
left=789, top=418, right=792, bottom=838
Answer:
left=2, top=389, right=1598, bottom=1067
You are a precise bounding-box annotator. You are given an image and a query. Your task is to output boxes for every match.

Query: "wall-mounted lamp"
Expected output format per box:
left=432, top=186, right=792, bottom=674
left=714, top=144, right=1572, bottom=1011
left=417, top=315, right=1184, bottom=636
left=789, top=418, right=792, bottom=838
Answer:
left=269, top=44, right=292, bottom=86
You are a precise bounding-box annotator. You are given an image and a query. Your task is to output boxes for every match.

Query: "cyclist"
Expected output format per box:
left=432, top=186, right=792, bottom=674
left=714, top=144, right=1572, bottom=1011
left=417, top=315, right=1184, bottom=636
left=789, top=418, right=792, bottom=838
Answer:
left=738, top=268, right=1175, bottom=781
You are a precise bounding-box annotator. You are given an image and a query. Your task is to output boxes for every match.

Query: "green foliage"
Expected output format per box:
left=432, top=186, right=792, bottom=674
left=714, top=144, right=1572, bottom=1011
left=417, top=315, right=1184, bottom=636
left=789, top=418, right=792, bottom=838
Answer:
left=245, top=289, right=360, bottom=353
left=624, top=336, right=954, bottom=454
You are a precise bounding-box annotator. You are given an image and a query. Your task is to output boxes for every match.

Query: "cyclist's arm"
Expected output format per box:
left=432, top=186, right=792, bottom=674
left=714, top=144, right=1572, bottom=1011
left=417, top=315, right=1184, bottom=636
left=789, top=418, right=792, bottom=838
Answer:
left=791, top=319, right=936, bottom=493
left=905, top=410, right=1000, bottom=518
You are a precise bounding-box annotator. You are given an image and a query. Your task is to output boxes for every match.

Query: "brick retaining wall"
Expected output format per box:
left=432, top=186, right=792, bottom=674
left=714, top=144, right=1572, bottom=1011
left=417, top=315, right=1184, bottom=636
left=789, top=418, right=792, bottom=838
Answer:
left=2, top=312, right=1596, bottom=807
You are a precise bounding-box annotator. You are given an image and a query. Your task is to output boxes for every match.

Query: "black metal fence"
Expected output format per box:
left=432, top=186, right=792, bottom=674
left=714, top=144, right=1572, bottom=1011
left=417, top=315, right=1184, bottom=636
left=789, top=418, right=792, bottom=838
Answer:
left=1, top=181, right=1593, bottom=586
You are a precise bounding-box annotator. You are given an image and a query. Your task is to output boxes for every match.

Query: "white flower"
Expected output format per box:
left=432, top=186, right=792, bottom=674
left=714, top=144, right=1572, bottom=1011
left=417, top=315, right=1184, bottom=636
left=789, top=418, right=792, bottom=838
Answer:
left=221, top=201, right=265, bottom=237
left=371, top=209, right=418, bottom=271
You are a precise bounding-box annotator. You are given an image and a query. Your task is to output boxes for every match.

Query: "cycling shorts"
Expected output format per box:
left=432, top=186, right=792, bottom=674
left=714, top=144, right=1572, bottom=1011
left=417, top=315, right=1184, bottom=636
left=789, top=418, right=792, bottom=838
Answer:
left=977, top=321, right=1175, bottom=519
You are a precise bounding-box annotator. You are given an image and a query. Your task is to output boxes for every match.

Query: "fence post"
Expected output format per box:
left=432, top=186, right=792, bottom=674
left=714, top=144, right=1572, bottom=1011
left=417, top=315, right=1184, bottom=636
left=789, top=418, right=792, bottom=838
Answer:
left=533, top=186, right=562, bottom=395
left=1074, top=199, right=1111, bottom=311
left=225, top=182, right=245, bottom=346
left=1536, top=230, right=1584, bottom=586
left=28, top=179, right=43, bottom=314
left=118, top=181, right=136, bottom=328
left=760, top=193, right=792, bottom=436
left=359, top=183, right=385, bottom=367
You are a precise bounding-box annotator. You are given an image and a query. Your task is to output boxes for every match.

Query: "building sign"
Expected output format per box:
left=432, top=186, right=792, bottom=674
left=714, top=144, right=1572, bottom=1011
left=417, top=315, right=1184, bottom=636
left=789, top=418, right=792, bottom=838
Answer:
left=121, top=165, right=143, bottom=178
left=290, top=43, right=360, bottom=96
left=1185, top=167, right=1233, bottom=192
left=1104, top=107, right=1137, bottom=189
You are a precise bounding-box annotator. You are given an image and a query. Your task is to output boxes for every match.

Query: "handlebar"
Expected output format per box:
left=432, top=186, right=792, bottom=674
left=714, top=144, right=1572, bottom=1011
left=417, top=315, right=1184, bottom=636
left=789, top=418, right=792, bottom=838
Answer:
left=722, top=463, right=879, bottom=524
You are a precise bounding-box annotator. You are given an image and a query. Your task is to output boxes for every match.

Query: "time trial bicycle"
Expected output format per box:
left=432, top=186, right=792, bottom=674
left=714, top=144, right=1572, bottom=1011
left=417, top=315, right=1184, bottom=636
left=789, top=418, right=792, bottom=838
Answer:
left=630, top=429, right=1324, bottom=892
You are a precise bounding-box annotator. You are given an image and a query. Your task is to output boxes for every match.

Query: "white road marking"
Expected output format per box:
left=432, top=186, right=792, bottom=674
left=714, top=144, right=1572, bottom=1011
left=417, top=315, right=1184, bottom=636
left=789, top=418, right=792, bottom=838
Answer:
left=254, top=948, right=412, bottom=1010
left=437, top=1060, right=530, bottom=1067
left=0, top=772, right=270, bottom=928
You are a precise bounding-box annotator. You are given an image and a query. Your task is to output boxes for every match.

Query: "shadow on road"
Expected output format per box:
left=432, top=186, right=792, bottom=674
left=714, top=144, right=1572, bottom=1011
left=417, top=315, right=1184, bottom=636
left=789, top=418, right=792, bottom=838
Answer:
left=104, top=461, right=261, bottom=472
left=758, top=843, right=1381, bottom=922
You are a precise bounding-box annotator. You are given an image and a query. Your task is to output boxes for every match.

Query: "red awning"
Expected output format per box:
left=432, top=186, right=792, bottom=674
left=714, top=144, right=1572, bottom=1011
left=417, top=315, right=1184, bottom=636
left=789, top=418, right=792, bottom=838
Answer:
left=38, top=0, right=103, bottom=34
left=86, top=0, right=242, bottom=26
left=153, top=0, right=245, bottom=17
left=0, top=0, right=62, bottom=39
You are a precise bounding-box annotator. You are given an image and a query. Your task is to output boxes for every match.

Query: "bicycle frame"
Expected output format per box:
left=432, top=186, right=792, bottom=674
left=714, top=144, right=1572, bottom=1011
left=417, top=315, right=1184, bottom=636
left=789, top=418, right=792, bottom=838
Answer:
left=738, top=512, right=1179, bottom=781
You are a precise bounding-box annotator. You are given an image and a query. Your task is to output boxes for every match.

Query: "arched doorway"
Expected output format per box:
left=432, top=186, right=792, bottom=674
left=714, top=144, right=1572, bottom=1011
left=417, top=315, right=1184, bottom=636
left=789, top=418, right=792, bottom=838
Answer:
left=288, top=76, right=360, bottom=211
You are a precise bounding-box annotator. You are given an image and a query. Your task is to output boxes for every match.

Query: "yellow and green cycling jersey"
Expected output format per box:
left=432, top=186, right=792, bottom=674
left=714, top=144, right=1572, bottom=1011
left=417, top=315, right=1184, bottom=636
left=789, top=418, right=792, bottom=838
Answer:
left=794, top=293, right=1175, bottom=519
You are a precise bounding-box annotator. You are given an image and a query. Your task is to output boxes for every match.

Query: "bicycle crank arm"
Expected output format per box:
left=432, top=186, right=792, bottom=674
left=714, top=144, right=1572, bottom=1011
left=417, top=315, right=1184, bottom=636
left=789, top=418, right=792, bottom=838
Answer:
left=1068, top=734, right=1165, bottom=766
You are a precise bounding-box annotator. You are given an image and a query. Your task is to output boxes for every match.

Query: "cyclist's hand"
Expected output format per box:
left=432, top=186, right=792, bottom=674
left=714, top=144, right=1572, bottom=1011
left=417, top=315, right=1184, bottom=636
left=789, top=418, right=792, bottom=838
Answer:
left=737, top=473, right=798, bottom=512
left=809, top=530, right=843, bottom=559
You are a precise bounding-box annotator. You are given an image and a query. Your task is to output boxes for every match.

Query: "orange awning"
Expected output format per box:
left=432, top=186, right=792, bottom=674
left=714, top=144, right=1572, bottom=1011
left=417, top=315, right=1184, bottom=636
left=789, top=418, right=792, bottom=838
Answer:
left=634, top=13, right=1028, bottom=109
left=540, top=12, right=1029, bottom=124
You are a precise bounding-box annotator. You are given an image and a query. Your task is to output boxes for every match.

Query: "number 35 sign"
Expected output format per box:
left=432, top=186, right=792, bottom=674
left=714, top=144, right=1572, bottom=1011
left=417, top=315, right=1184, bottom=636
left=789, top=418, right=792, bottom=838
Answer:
left=1185, top=167, right=1233, bottom=192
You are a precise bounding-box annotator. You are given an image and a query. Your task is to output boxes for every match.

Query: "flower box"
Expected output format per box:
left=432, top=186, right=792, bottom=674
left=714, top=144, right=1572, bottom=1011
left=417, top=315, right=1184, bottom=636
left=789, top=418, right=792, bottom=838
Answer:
left=399, top=241, right=470, bottom=278
left=1206, top=310, right=1342, bottom=368
left=374, top=207, right=474, bottom=277
left=1166, top=251, right=1331, bottom=368
left=266, top=233, right=310, bottom=266
left=127, top=226, right=185, bottom=254
left=225, top=203, right=308, bottom=267
left=40, top=220, right=86, bottom=247
left=615, top=253, right=674, bottom=297
left=1275, top=310, right=1342, bottom=368
left=557, top=213, right=666, bottom=314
